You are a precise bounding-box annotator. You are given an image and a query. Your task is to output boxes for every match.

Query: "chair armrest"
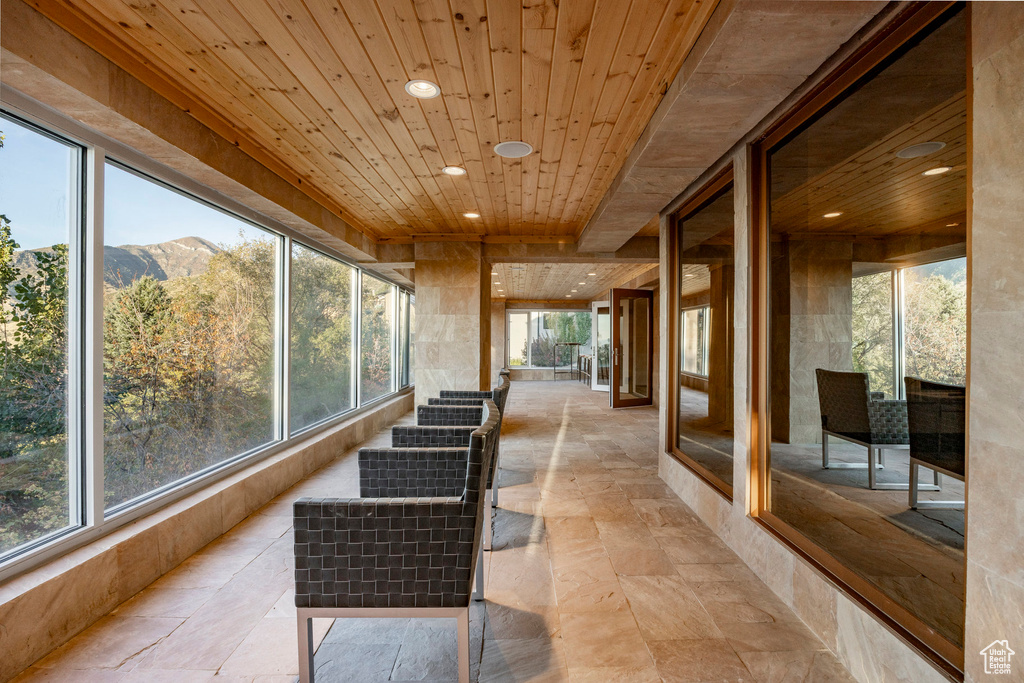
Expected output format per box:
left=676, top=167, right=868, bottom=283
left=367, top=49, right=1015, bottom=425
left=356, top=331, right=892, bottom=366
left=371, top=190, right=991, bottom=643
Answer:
left=428, top=397, right=486, bottom=406
left=868, top=399, right=909, bottom=444
left=293, top=496, right=475, bottom=609
left=439, top=390, right=492, bottom=399
left=391, top=425, right=473, bottom=448
left=417, top=404, right=483, bottom=426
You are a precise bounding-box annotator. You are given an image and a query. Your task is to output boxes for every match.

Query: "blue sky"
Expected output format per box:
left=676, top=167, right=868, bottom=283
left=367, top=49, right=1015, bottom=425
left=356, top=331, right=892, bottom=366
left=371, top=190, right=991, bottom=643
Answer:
left=2, top=115, right=265, bottom=251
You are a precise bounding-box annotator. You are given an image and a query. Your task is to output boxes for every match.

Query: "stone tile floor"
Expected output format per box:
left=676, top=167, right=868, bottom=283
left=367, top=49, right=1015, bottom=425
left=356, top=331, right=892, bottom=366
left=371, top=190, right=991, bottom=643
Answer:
left=13, top=381, right=854, bottom=682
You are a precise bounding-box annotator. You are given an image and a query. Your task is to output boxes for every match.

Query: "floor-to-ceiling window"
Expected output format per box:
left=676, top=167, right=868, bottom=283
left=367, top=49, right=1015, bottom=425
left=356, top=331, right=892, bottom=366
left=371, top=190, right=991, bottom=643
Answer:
left=103, top=164, right=279, bottom=510
left=289, top=244, right=355, bottom=434
left=0, top=101, right=414, bottom=575
left=359, top=273, right=396, bottom=403
left=670, top=172, right=736, bottom=493
left=756, top=4, right=967, bottom=669
left=0, top=114, right=82, bottom=555
left=505, top=310, right=592, bottom=370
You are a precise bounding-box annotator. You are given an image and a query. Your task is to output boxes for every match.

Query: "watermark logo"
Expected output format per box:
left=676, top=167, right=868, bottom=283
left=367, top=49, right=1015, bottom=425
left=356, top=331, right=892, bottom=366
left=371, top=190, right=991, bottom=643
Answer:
left=980, top=640, right=1015, bottom=675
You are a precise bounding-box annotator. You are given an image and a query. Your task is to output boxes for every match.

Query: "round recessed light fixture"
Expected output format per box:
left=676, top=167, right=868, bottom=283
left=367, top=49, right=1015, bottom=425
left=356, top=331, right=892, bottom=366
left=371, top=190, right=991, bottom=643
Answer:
left=491, top=271, right=498, bottom=275
left=494, top=141, right=534, bottom=158
left=497, top=289, right=504, bottom=292
left=463, top=212, right=480, bottom=218
left=579, top=281, right=586, bottom=285
left=565, top=294, right=572, bottom=298
left=494, top=281, right=500, bottom=285
left=587, top=272, right=596, bottom=276
left=405, top=79, right=440, bottom=99
left=823, top=211, right=843, bottom=218
left=923, top=166, right=952, bottom=176
left=442, top=165, right=467, bottom=176
left=571, top=289, right=577, bottom=293
left=896, top=141, right=946, bottom=159
left=684, top=274, right=695, bottom=278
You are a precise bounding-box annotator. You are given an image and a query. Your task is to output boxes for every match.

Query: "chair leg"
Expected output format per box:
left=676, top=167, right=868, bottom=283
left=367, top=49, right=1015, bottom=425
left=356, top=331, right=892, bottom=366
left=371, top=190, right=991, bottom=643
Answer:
left=473, top=545, right=485, bottom=602
left=868, top=447, right=877, bottom=489
left=909, top=462, right=919, bottom=509
left=457, top=608, right=470, bottom=683
left=297, top=611, right=314, bottom=683
left=484, top=494, right=492, bottom=551
left=822, top=431, right=829, bottom=468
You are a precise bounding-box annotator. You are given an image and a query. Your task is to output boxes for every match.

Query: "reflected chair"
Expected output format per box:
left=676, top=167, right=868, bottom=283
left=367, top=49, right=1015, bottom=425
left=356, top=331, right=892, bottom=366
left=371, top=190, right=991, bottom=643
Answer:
left=815, top=369, right=940, bottom=491
left=905, top=377, right=966, bottom=510
left=293, top=400, right=499, bottom=683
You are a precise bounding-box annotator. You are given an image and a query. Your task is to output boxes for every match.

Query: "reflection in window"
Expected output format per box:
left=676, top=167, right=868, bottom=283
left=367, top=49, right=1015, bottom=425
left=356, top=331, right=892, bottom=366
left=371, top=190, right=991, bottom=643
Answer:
left=102, top=163, right=278, bottom=511
left=905, top=258, right=966, bottom=386
left=507, top=312, right=529, bottom=366
left=398, top=290, right=409, bottom=388
left=674, top=181, right=735, bottom=489
left=681, top=307, right=710, bottom=377
left=852, top=271, right=895, bottom=398
left=290, top=244, right=354, bottom=433
left=360, top=274, right=395, bottom=403
left=0, top=115, right=80, bottom=555
left=765, top=7, right=966, bottom=652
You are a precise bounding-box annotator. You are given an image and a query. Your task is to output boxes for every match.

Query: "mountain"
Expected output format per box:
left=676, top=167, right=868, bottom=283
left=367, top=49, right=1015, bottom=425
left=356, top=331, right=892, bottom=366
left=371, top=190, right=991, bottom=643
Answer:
left=103, top=236, right=222, bottom=287
left=12, top=236, right=223, bottom=288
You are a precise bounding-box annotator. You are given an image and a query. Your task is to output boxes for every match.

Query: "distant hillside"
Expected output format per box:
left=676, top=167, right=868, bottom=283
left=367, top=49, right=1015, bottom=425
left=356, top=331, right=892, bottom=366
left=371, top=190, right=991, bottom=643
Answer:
left=13, top=236, right=223, bottom=288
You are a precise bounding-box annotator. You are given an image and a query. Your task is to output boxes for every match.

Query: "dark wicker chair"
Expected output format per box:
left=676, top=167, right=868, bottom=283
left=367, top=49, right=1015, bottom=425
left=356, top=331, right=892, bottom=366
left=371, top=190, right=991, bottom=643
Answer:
left=815, top=369, right=939, bottom=491
left=293, top=399, right=499, bottom=683
left=429, top=374, right=511, bottom=507
left=905, top=377, right=965, bottom=510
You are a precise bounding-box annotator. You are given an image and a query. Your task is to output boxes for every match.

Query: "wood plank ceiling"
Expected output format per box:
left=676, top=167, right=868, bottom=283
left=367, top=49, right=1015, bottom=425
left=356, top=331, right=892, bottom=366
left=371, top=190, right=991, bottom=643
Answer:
left=490, top=262, right=655, bottom=302
left=40, top=0, right=718, bottom=243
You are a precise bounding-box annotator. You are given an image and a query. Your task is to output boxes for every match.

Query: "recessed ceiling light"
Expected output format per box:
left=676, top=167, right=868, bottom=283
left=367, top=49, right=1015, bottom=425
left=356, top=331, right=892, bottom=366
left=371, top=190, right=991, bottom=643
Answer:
left=405, top=79, right=440, bottom=99
left=587, top=272, right=596, bottom=276
left=565, top=294, right=571, bottom=298
left=684, top=274, right=695, bottom=278
left=494, top=281, right=500, bottom=284
left=571, top=290, right=577, bottom=293
left=442, top=166, right=467, bottom=176
left=497, top=289, right=503, bottom=292
left=494, top=141, right=534, bottom=158
left=579, top=282, right=586, bottom=285
left=823, top=211, right=843, bottom=218
left=463, top=212, right=480, bottom=218
left=896, top=141, right=946, bottom=158
left=923, top=166, right=952, bottom=176
left=491, top=271, right=497, bottom=275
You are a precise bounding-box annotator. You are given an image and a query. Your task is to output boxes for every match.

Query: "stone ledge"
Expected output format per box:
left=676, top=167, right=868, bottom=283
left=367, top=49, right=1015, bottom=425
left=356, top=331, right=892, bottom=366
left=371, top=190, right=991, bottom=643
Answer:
left=0, top=391, right=414, bottom=682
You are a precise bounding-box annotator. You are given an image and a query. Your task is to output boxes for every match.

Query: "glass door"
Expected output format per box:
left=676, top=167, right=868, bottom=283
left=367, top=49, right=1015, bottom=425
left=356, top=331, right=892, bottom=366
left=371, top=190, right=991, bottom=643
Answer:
left=611, top=288, right=654, bottom=408
left=592, top=300, right=611, bottom=392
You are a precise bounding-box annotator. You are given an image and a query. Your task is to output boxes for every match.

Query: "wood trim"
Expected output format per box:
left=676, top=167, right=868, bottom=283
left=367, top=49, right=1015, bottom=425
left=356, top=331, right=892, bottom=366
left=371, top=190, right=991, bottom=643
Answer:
left=610, top=288, right=655, bottom=408
left=749, top=2, right=966, bottom=677
left=666, top=165, right=735, bottom=500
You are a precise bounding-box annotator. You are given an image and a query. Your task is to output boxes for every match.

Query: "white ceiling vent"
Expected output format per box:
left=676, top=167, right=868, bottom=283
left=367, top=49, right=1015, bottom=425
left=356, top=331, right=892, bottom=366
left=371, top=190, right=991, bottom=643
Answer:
left=494, top=141, right=534, bottom=158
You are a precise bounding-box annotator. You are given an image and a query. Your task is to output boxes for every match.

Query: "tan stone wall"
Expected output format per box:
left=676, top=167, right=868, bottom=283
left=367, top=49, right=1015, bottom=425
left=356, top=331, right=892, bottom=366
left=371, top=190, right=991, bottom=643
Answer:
left=965, top=6, right=1024, bottom=681
left=490, top=300, right=506, bottom=385
left=413, top=242, right=489, bottom=405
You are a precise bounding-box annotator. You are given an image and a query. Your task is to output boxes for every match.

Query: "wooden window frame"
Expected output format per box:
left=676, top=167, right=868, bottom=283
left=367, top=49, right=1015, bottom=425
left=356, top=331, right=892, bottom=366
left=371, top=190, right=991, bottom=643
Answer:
left=748, top=2, right=966, bottom=677
left=667, top=165, right=735, bottom=501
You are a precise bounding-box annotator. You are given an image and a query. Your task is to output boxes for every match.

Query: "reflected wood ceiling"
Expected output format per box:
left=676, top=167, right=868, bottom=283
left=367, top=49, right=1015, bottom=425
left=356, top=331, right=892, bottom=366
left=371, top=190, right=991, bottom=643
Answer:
left=491, top=262, right=655, bottom=302
left=43, top=0, right=717, bottom=242
left=771, top=93, right=966, bottom=240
